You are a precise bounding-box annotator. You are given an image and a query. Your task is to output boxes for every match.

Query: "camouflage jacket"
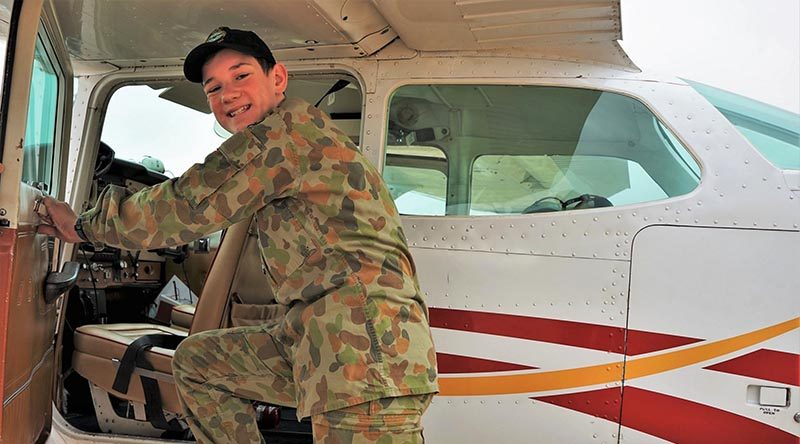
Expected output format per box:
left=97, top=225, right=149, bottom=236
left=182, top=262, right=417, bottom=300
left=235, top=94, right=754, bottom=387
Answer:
left=81, top=97, right=438, bottom=417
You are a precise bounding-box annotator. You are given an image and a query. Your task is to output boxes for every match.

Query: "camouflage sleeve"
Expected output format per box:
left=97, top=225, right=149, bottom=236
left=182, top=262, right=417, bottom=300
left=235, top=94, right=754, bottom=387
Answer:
left=80, top=121, right=300, bottom=251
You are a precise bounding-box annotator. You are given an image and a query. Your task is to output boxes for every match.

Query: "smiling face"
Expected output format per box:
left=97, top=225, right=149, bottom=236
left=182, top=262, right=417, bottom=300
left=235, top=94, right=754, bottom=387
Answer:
left=201, top=49, right=288, bottom=133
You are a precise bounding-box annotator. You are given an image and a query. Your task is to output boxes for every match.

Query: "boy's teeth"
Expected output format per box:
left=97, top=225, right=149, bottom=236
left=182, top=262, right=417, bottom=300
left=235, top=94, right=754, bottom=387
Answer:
left=229, top=105, right=249, bottom=117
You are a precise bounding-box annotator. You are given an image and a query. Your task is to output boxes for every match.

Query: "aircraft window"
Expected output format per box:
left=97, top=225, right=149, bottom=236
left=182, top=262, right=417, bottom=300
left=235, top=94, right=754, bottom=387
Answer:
left=21, top=32, right=59, bottom=190
left=385, top=84, right=701, bottom=215
left=686, top=79, right=799, bottom=170
left=470, top=155, right=667, bottom=214
left=384, top=145, right=448, bottom=215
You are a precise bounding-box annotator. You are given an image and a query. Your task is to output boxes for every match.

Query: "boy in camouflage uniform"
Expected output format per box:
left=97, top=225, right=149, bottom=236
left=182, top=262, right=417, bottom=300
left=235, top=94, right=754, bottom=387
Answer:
left=40, top=27, right=438, bottom=443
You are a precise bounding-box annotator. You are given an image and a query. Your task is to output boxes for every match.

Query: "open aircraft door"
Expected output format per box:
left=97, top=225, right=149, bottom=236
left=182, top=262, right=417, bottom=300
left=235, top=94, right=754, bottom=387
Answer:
left=0, top=0, right=74, bottom=442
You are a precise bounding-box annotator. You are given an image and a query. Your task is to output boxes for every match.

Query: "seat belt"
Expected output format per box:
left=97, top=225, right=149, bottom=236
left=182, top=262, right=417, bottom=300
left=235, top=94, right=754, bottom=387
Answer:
left=112, top=334, right=186, bottom=431
left=314, top=79, right=350, bottom=108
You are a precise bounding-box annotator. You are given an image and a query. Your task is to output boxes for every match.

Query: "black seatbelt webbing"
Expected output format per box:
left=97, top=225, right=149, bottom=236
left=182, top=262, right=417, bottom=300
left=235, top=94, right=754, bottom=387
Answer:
left=111, top=333, right=186, bottom=431
left=138, top=361, right=184, bottom=431
left=313, top=79, right=350, bottom=108
left=112, top=333, right=185, bottom=394
left=136, top=342, right=184, bottom=432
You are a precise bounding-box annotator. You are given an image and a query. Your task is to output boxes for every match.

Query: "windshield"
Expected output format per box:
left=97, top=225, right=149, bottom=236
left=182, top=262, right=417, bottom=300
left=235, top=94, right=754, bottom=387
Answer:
left=686, top=79, right=800, bottom=170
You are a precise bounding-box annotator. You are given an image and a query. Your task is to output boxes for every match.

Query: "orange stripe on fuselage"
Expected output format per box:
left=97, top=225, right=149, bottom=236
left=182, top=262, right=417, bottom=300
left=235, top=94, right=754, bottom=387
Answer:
left=439, top=317, right=799, bottom=396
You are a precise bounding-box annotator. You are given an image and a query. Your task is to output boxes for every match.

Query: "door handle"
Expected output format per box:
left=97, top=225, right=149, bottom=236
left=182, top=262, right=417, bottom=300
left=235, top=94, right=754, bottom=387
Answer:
left=44, top=261, right=80, bottom=303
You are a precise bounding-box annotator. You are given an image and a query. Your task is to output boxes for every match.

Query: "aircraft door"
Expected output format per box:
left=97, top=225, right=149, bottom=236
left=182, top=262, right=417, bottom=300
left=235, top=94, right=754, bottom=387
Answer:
left=625, top=226, right=800, bottom=443
left=0, top=1, right=74, bottom=442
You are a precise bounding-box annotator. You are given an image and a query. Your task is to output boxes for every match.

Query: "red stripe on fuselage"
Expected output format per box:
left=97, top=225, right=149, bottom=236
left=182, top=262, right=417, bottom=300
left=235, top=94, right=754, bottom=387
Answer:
left=436, top=352, right=537, bottom=374
left=534, top=386, right=621, bottom=422
left=429, top=308, right=701, bottom=355
left=535, top=387, right=796, bottom=444
left=625, top=329, right=703, bottom=355
left=705, top=349, right=800, bottom=386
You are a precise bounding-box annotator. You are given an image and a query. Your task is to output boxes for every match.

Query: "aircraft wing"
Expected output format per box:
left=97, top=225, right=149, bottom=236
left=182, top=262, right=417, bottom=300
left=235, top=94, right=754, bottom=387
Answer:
left=371, top=0, right=634, bottom=69
left=55, top=0, right=635, bottom=74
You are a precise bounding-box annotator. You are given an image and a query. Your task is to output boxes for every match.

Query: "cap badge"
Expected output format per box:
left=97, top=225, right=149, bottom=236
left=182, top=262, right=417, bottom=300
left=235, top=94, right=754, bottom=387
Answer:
left=207, top=28, right=227, bottom=43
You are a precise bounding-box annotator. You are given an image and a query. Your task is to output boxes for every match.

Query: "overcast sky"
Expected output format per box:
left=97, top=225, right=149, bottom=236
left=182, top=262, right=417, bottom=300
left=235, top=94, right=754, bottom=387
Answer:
left=620, top=0, right=799, bottom=113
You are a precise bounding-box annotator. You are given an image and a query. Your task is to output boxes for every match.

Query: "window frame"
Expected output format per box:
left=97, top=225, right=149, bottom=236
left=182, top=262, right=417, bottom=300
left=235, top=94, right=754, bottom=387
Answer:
left=20, top=25, right=64, bottom=193
left=384, top=145, right=449, bottom=215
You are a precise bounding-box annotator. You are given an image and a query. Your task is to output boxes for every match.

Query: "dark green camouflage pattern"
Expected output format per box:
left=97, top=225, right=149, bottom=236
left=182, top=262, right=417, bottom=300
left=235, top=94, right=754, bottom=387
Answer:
left=312, top=394, right=432, bottom=443
left=82, top=98, right=438, bottom=418
left=172, top=325, right=295, bottom=443
left=172, top=324, right=431, bottom=443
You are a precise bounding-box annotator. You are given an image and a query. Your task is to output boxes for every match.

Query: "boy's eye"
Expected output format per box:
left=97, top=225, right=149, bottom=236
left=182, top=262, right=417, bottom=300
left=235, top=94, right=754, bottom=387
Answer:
left=205, top=86, right=220, bottom=95
left=236, top=72, right=250, bottom=81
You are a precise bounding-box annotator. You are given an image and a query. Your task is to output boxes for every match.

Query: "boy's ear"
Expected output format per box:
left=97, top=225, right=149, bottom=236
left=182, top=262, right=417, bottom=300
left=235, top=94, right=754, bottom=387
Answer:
left=272, top=63, right=289, bottom=94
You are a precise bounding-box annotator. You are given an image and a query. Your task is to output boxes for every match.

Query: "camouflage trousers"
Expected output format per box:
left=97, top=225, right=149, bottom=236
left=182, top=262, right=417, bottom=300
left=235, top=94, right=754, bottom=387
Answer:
left=172, top=325, right=432, bottom=443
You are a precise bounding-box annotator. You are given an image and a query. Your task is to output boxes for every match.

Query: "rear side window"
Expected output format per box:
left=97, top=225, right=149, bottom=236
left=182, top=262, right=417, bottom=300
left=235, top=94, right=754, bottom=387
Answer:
left=384, top=85, right=701, bottom=216
left=470, top=154, right=671, bottom=214
left=687, top=79, right=800, bottom=170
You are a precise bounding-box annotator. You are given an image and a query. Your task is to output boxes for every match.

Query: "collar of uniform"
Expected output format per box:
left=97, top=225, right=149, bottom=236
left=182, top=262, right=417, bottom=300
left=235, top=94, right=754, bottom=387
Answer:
left=247, top=97, right=311, bottom=130
left=246, top=97, right=314, bottom=145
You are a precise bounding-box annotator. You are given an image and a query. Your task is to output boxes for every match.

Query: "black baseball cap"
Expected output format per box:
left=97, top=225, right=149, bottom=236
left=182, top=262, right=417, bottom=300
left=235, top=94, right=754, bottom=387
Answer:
left=183, top=27, right=277, bottom=83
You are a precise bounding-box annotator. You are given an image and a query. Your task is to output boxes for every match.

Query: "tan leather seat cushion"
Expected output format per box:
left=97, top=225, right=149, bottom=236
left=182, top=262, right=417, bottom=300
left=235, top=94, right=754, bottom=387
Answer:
left=72, top=323, right=187, bottom=412
left=74, top=323, right=187, bottom=371
left=171, top=304, right=196, bottom=330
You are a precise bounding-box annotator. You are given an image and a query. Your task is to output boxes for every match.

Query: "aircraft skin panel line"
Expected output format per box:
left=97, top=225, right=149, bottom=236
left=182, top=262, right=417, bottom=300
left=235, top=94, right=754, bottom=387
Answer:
left=438, top=316, right=799, bottom=395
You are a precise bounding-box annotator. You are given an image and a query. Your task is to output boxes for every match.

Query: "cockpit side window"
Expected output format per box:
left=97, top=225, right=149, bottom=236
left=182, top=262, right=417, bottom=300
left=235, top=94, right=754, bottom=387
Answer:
left=383, top=84, right=701, bottom=216
left=101, top=76, right=362, bottom=178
